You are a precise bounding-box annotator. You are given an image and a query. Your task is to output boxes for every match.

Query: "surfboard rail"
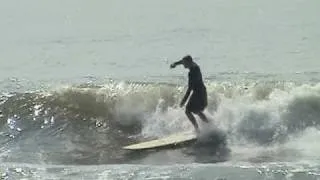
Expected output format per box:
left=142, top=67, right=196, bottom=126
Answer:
left=123, top=131, right=197, bottom=150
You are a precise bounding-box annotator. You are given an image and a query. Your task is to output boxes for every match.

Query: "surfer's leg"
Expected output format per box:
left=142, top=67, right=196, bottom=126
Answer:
left=185, top=109, right=199, bottom=133
left=186, top=95, right=201, bottom=133
left=196, top=111, right=209, bottom=123
left=194, top=89, right=209, bottom=123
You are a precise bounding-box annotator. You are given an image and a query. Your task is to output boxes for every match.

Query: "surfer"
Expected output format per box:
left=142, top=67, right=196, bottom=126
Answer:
left=170, top=55, right=209, bottom=133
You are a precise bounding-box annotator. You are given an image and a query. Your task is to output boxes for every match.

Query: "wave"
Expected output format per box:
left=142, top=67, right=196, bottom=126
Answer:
left=1, top=81, right=320, bottom=164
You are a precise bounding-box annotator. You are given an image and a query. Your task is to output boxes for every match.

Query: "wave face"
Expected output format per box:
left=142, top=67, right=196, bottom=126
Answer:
left=1, top=81, right=320, bottom=165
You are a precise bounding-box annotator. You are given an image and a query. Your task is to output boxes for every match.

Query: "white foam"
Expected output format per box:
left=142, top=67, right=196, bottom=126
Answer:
left=135, top=82, right=320, bottom=164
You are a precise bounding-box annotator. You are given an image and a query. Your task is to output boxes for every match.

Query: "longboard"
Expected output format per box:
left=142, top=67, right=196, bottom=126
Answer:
left=123, top=131, right=197, bottom=150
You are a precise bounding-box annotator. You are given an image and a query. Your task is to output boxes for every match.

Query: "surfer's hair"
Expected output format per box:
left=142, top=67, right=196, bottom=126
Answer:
left=182, top=55, right=193, bottom=63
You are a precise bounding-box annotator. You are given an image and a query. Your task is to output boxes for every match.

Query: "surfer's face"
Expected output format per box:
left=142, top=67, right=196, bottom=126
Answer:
left=181, top=56, right=193, bottom=69
left=183, top=61, right=192, bottom=69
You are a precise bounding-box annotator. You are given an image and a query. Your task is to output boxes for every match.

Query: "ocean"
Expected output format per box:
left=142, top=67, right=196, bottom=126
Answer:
left=1, top=0, right=320, bottom=179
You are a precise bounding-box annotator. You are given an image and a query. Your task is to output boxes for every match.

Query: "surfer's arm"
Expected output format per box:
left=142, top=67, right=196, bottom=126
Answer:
left=180, top=75, right=193, bottom=107
left=180, top=86, right=191, bottom=107
left=170, top=60, right=184, bottom=68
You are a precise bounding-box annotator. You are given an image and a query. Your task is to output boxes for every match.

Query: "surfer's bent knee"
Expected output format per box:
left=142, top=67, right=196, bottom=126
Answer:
left=185, top=109, right=192, bottom=115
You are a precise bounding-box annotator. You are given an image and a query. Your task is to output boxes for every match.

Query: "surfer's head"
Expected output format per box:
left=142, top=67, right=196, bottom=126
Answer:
left=181, top=55, right=193, bottom=68
left=170, top=55, right=194, bottom=69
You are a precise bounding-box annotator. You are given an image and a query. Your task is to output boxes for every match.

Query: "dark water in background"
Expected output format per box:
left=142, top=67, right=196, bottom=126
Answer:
left=1, top=0, right=320, bottom=179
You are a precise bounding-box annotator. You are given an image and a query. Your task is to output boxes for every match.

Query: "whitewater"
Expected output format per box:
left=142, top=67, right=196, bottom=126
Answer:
left=1, top=80, right=320, bottom=179
left=1, top=0, right=320, bottom=179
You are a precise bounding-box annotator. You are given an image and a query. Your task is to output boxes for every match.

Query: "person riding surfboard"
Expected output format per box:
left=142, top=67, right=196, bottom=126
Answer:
left=170, top=55, right=209, bottom=134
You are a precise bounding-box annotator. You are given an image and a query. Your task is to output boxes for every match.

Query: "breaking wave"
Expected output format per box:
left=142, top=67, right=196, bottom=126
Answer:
left=1, top=80, right=320, bottom=164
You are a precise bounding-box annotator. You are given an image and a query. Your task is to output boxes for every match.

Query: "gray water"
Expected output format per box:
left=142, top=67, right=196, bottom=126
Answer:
left=1, top=0, right=320, bottom=179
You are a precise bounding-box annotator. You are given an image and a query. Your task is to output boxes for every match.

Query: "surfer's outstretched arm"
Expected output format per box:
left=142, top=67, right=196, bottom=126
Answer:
left=170, top=59, right=184, bottom=68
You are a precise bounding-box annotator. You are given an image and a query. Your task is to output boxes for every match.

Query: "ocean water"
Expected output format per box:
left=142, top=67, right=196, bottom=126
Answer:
left=1, top=0, right=320, bottom=179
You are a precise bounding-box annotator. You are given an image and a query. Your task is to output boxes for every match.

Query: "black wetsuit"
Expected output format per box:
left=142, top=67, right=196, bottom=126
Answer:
left=186, top=65, right=207, bottom=113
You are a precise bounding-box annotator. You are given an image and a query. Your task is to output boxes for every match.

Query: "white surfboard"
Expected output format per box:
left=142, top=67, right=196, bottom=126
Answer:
left=123, top=131, right=197, bottom=150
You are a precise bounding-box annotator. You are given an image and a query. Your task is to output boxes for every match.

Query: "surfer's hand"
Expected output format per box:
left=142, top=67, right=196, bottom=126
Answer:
left=179, top=101, right=185, bottom=107
left=170, top=63, right=176, bottom=68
